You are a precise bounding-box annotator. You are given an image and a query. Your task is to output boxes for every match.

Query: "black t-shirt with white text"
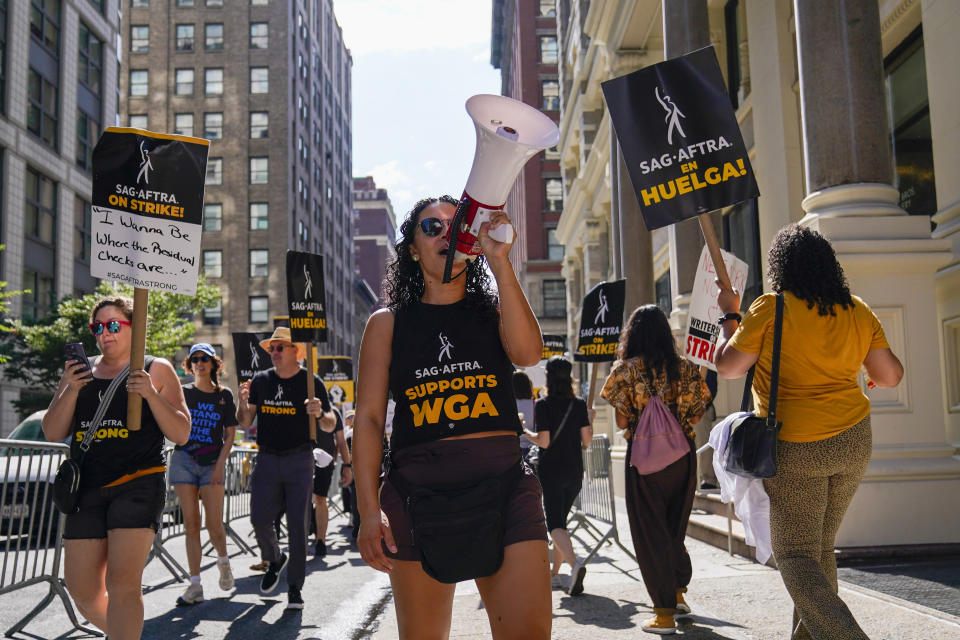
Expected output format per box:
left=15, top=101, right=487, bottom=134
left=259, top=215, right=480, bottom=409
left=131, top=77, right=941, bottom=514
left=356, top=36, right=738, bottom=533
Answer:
left=248, top=368, right=331, bottom=453
left=176, top=384, right=238, bottom=466
left=535, top=395, right=590, bottom=478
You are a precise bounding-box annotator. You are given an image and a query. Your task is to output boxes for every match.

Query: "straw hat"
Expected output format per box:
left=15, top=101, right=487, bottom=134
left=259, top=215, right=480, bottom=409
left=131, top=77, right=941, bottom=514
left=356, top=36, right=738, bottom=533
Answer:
left=259, top=326, right=307, bottom=361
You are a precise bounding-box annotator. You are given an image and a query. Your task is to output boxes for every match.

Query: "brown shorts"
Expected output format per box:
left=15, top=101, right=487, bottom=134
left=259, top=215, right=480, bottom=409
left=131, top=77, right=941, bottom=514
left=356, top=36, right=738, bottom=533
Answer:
left=380, top=435, right=548, bottom=561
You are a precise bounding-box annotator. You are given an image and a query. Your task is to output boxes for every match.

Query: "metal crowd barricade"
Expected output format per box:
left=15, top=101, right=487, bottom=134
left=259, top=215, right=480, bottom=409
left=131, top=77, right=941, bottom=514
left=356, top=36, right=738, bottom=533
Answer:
left=0, top=439, right=97, bottom=637
left=569, top=434, right=637, bottom=564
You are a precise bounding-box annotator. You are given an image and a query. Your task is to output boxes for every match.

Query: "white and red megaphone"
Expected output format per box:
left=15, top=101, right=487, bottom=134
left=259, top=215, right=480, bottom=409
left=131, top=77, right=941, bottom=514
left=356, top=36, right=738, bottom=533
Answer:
left=442, top=94, right=561, bottom=282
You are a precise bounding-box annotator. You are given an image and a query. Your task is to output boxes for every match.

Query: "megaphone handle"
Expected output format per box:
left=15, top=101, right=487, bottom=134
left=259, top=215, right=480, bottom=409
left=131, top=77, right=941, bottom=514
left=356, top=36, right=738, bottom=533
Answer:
left=442, top=198, right=471, bottom=283
left=488, top=222, right=514, bottom=244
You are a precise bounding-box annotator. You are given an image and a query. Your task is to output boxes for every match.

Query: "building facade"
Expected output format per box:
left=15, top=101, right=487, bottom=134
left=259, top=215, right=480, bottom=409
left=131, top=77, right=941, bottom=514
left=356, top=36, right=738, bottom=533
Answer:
left=0, top=0, right=122, bottom=434
left=552, top=0, right=960, bottom=549
left=351, top=175, right=395, bottom=305
left=491, top=0, right=567, bottom=345
left=119, top=0, right=355, bottom=383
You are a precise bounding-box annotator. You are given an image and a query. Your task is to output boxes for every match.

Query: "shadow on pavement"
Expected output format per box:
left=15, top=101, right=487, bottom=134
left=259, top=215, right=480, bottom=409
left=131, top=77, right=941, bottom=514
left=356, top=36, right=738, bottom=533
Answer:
left=553, top=593, right=642, bottom=629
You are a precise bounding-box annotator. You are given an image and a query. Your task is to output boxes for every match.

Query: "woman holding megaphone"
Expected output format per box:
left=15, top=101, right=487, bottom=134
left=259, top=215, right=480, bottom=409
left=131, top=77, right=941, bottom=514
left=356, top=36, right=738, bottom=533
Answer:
left=354, top=196, right=550, bottom=639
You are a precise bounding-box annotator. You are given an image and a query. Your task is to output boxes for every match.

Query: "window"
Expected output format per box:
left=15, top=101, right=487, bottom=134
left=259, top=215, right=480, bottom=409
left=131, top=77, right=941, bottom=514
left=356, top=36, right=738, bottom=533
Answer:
left=204, top=23, right=223, bottom=51
left=885, top=29, right=936, bottom=217
left=174, top=113, right=193, bottom=137
left=249, top=296, right=268, bottom=323
left=542, top=280, right=566, bottom=318
left=76, top=110, right=99, bottom=170
left=723, top=199, right=762, bottom=308
left=74, top=197, right=92, bottom=262
left=175, top=24, right=194, bottom=51
left=130, top=25, right=149, bottom=53
left=655, top=272, right=672, bottom=316
left=129, top=114, right=147, bottom=128
left=175, top=68, right=194, bottom=95
left=205, top=157, right=221, bottom=184
left=22, top=270, right=55, bottom=320
left=251, top=0, right=268, bottom=5
left=203, top=250, right=222, bottom=277
left=541, top=80, right=559, bottom=111
left=723, top=0, right=749, bottom=108
left=249, top=156, right=268, bottom=184
left=250, top=67, right=268, bottom=93
left=131, top=0, right=149, bottom=7
left=249, top=202, right=268, bottom=229
left=538, top=1, right=556, bottom=16
left=250, top=111, right=268, bottom=138
left=250, top=22, right=268, bottom=48
left=203, top=298, right=222, bottom=325
left=79, top=23, right=104, bottom=92
left=540, top=36, right=558, bottom=64
left=204, top=67, right=223, bottom=95
left=204, top=203, right=222, bottom=231
left=30, top=0, right=60, bottom=53
left=28, top=68, right=58, bottom=148
left=0, top=1, right=7, bottom=111
left=25, top=167, right=56, bottom=244
left=176, top=0, right=194, bottom=6
left=249, top=249, right=268, bottom=277
left=203, top=112, right=222, bottom=139
left=206, top=0, right=223, bottom=6
left=544, top=178, right=563, bottom=211
left=129, top=69, right=148, bottom=96
left=546, top=228, right=563, bottom=261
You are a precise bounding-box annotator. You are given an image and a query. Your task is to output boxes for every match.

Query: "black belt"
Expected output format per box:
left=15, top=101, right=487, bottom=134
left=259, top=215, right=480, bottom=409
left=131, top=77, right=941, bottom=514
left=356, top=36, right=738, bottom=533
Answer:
left=259, top=443, right=314, bottom=457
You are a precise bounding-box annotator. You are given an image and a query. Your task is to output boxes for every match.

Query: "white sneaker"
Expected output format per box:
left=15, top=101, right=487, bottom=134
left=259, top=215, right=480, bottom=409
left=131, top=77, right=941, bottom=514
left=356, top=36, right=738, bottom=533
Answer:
left=217, top=559, right=234, bottom=591
left=176, top=582, right=204, bottom=606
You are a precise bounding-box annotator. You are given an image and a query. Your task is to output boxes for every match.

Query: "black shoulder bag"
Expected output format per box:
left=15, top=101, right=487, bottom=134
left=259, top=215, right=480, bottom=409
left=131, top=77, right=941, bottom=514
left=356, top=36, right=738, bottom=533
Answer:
left=526, top=399, right=575, bottom=471
left=53, top=364, right=131, bottom=514
left=724, top=293, right=784, bottom=479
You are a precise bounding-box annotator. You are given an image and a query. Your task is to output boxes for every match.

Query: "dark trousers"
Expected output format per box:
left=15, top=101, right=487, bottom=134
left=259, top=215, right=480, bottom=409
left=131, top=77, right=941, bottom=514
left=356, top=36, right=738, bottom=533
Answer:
left=250, top=451, right=313, bottom=588
left=624, top=439, right=696, bottom=610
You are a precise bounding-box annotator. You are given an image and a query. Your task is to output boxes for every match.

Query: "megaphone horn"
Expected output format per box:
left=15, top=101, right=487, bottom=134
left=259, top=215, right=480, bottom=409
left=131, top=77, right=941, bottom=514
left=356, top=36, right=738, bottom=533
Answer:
left=442, top=95, right=561, bottom=283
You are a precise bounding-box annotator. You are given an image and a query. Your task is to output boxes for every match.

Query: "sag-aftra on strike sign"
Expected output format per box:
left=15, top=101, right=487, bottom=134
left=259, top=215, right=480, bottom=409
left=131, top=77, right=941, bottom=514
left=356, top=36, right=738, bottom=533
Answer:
left=602, top=46, right=759, bottom=230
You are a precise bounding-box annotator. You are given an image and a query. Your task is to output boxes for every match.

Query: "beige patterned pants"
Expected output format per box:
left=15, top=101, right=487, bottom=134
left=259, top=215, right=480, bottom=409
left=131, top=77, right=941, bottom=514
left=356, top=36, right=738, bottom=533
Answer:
left=763, top=416, right=872, bottom=640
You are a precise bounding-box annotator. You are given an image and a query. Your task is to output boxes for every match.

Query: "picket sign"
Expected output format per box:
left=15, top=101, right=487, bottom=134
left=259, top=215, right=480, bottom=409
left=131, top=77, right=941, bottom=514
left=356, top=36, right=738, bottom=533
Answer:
left=684, top=245, right=749, bottom=370
left=286, top=251, right=328, bottom=440
left=574, top=281, right=626, bottom=411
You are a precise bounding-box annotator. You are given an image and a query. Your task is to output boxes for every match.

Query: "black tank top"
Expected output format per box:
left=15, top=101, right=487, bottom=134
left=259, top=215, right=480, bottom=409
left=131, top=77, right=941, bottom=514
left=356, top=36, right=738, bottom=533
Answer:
left=71, top=356, right=165, bottom=488
left=389, top=299, right=522, bottom=452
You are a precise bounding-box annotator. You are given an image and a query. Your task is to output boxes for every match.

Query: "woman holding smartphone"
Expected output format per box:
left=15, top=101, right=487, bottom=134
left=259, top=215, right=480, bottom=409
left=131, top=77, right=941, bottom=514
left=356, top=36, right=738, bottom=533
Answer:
left=42, top=296, right=190, bottom=640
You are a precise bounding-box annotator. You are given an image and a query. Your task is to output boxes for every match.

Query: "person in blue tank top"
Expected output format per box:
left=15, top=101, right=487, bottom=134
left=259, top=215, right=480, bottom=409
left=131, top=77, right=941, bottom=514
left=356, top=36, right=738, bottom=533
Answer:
left=42, top=296, right=190, bottom=640
left=354, top=195, right=551, bottom=639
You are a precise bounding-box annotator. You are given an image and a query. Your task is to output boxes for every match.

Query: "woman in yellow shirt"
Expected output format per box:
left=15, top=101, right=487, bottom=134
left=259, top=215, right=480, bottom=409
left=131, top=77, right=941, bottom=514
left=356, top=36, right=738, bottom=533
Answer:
left=715, top=224, right=903, bottom=640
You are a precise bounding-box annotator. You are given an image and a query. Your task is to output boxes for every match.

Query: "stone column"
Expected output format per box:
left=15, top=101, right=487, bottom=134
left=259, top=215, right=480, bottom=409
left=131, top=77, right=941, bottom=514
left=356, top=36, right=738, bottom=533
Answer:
left=610, top=121, right=622, bottom=281
left=794, top=0, right=959, bottom=547
left=662, top=0, right=710, bottom=333
left=617, top=142, right=654, bottom=315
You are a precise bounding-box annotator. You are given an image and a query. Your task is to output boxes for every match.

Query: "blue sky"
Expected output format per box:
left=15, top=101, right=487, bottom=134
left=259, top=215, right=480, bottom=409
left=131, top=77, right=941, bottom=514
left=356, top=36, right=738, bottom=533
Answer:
left=336, top=0, right=501, bottom=223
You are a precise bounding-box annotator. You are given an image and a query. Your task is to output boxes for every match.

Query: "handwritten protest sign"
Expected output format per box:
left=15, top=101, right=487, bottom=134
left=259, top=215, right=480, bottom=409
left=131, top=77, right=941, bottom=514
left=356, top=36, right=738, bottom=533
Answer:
left=601, top=47, right=759, bottom=231
left=683, top=245, right=749, bottom=370
left=91, top=128, right=209, bottom=295
left=286, top=251, right=328, bottom=343
left=575, top=280, right=626, bottom=363
left=316, top=356, right=354, bottom=405
left=541, top=334, right=567, bottom=360
left=231, top=332, right=272, bottom=383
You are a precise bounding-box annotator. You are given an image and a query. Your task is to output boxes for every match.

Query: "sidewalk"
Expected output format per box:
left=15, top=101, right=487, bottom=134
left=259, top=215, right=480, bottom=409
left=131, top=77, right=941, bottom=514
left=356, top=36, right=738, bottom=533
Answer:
left=371, top=499, right=960, bottom=639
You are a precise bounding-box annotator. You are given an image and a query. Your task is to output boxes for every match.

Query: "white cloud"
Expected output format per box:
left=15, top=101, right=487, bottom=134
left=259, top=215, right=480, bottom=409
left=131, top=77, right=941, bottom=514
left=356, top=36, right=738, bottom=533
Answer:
left=336, top=0, right=493, bottom=56
left=366, top=160, right=409, bottom=191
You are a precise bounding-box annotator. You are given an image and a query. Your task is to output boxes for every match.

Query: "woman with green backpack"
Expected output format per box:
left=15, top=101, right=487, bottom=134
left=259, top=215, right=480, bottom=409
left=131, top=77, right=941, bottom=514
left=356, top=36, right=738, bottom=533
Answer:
left=601, top=305, right=711, bottom=635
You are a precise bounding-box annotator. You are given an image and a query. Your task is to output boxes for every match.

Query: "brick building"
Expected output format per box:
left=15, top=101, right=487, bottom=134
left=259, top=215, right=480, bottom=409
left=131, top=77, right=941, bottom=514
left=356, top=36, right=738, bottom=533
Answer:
left=351, top=175, right=395, bottom=305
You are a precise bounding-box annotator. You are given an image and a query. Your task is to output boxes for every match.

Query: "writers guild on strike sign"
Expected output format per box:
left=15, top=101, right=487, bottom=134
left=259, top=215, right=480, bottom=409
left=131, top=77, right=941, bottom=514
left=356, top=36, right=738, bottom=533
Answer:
left=683, top=245, right=749, bottom=370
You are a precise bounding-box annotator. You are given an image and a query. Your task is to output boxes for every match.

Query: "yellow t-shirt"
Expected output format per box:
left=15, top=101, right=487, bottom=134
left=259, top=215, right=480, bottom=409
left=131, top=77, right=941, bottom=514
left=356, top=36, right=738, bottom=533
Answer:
left=727, top=292, right=888, bottom=442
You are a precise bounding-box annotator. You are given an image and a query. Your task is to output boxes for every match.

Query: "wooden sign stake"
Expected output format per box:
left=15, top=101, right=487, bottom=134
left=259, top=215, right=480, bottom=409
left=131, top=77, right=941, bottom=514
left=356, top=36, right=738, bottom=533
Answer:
left=306, top=342, right=317, bottom=440
left=126, top=287, right=149, bottom=430
left=586, top=362, right=599, bottom=411
left=698, top=216, right=732, bottom=292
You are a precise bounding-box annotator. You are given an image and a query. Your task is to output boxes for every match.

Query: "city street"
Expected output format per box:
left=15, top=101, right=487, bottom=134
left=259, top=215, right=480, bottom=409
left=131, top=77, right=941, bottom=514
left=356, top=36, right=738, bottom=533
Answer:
left=1, top=500, right=958, bottom=639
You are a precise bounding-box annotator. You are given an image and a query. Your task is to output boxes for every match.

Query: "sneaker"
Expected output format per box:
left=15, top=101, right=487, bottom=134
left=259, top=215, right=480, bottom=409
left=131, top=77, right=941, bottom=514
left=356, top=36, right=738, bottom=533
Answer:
left=642, top=611, right=676, bottom=635
left=315, top=539, right=327, bottom=557
left=217, top=559, right=234, bottom=591
left=176, top=582, right=204, bottom=606
left=567, top=562, right=587, bottom=596
left=259, top=553, right=288, bottom=594
left=675, top=588, right=691, bottom=615
left=286, top=585, right=304, bottom=611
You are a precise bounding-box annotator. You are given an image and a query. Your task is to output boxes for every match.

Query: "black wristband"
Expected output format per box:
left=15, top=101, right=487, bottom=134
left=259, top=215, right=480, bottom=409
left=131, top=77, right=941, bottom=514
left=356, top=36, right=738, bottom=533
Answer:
left=342, top=463, right=352, bottom=468
left=717, top=312, right=742, bottom=325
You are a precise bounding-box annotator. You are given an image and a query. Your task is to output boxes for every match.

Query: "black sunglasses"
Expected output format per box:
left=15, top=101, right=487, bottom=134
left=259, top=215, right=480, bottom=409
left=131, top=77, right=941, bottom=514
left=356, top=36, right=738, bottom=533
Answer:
left=268, top=344, right=287, bottom=353
left=190, top=354, right=211, bottom=363
left=418, top=217, right=451, bottom=238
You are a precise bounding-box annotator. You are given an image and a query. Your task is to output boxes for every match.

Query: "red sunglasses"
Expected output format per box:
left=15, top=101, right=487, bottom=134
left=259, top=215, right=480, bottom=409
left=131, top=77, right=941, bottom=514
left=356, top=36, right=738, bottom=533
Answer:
left=89, top=319, right=132, bottom=335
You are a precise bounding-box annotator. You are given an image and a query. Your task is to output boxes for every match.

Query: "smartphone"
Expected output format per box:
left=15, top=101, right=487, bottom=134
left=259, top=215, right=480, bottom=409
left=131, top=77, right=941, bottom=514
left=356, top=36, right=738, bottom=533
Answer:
left=64, top=342, right=93, bottom=379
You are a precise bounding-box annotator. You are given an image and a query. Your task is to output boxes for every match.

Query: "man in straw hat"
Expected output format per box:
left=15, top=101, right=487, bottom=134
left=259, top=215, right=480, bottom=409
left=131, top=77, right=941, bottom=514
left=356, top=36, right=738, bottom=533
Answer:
left=237, top=326, right=335, bottom=611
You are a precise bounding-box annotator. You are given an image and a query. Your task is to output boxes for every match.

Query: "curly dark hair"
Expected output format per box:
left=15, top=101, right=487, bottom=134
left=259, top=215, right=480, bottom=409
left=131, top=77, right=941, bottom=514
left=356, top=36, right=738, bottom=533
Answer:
left=383, top=195, right=498, bottom=319
left=545, top=356, right=575, bottom=398
left=767, top=224, right=853, bottom=316
left=617, top=305, right=681, bottom=382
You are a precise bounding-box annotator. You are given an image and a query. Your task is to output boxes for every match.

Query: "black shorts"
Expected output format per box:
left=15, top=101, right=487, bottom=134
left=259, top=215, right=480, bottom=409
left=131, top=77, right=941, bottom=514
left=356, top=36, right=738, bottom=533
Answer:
left=538, top=471, right=582, bottom=531
left=63, top=473, right=166, bottom=539
left=313, top=463, right=334, bottom=497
